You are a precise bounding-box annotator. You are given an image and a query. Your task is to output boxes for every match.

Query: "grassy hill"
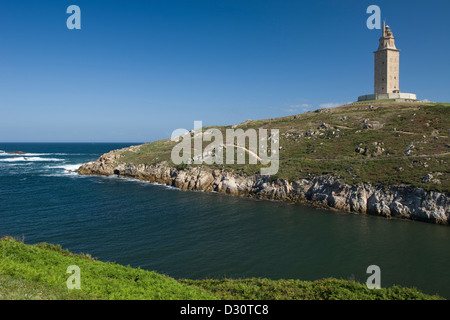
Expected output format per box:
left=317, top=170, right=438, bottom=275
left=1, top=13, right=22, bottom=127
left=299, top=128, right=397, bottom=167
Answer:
left=117, top=102, right=449, bottom=193
left=0, top=237, right=444, bottom=300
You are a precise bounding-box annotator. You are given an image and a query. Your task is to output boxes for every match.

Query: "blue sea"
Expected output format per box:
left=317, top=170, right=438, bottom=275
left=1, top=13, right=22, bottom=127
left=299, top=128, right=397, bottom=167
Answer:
left=0, top=143, right=449, bottom=298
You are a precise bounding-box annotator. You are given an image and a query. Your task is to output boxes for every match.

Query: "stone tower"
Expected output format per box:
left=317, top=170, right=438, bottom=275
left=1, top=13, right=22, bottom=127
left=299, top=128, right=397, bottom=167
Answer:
left=358, top=21, right=417, bottom=102
left=374, top=21, right=400, bottom=94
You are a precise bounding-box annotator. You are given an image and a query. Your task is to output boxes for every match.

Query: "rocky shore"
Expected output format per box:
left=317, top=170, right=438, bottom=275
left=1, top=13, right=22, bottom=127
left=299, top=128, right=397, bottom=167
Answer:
left=77, top=147, right=450, bottom=225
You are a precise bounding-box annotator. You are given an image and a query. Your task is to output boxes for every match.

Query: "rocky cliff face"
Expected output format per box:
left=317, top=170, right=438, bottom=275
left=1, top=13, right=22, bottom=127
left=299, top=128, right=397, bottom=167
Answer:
left=78, top=148, right=450, bottom=225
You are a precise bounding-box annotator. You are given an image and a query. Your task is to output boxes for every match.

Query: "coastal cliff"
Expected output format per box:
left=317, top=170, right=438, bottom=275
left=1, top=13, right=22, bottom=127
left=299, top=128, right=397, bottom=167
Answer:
left=77, top=147, right=449, bottom=225
left=78, top=102, right=449, bottom=225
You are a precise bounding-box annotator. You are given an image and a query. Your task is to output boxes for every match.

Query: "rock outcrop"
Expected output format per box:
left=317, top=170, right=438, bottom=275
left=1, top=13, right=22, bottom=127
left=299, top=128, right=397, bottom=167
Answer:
left=78, top=148, right=450, bottom=225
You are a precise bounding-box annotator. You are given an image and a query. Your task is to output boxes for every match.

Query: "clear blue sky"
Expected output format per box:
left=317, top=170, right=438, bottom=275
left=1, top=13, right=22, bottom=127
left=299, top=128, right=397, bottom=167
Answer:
left=1, top=0, right=449, bottom=142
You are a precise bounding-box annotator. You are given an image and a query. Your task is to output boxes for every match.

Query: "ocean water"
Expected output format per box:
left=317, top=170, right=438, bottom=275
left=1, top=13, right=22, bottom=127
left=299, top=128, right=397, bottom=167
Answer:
left=0, top=143, right=449, bottom=298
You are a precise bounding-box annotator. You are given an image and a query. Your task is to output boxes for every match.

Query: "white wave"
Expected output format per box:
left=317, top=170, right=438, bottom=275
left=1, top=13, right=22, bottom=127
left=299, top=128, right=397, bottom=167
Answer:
left=15, top=153, right=53, bottom=156
left=39, top=163, right=86, bottom=177
left=0, top=153, right=76, bottom=156
left=49, top=163, right=84, bottom=172
left=0, top=157, right=65, bottom=162
left=39, top=173, right=79, bottom=177
left=0, top=153, right=49, bottom=156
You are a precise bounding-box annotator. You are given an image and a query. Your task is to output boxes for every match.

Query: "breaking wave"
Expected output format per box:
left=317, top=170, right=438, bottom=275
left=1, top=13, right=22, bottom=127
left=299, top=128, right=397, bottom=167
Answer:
left=0, top=157, right=65, bottom=162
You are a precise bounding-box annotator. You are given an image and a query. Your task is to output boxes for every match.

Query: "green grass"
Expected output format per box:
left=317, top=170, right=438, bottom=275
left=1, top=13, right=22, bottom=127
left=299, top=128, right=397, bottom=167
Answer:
left=0, top=236, right=215, bottom=300
left=0, top=237, right=444, bottom=300
left=100, top=102, right=450, bottom=193
left=0, top=274, right=92, bottom=300
left=180, top=278, right=443, bottom=300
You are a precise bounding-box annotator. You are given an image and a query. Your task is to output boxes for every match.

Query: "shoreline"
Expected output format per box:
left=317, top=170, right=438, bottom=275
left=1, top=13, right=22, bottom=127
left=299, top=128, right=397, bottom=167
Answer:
left=77, top=148, right=450, bottom=226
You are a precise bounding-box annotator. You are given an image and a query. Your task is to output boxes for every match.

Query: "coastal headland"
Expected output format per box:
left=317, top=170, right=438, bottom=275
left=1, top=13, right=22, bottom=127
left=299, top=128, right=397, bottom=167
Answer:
left=78, top=102, right=449, bottom=225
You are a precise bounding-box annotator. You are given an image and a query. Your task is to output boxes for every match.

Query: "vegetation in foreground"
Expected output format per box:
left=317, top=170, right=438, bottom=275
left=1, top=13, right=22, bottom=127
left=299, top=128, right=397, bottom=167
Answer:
left=0, top=237, right=443, bottom=300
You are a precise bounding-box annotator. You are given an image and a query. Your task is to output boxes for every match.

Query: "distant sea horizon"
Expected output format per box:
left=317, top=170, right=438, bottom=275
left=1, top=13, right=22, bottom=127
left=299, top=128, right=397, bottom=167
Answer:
left=1, top=142, right=449, bottom=299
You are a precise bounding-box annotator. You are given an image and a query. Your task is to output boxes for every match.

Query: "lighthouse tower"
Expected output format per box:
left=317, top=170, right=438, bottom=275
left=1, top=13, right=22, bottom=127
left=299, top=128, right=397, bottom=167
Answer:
left=358, top=21, right=417, bottom=102
left=374, top=21, right=400, bottom=95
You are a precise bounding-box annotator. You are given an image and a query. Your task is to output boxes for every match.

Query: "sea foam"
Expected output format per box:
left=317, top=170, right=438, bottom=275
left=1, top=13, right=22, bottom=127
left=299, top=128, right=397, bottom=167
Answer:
left=0, top=157, right=65, bottom=162
left=0, top=153, right=72, bottom=156
left=51, top=163, right=84, bottom=172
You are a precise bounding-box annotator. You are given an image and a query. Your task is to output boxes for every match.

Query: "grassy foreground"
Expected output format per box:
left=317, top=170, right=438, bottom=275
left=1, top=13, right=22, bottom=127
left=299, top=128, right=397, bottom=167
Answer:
left=0, top=237, right=443, bottom=300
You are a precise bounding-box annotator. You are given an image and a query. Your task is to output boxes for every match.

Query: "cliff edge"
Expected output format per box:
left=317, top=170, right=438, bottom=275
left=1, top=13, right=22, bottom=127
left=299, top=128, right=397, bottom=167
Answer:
left=78, top=102, right=450, bottom=225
